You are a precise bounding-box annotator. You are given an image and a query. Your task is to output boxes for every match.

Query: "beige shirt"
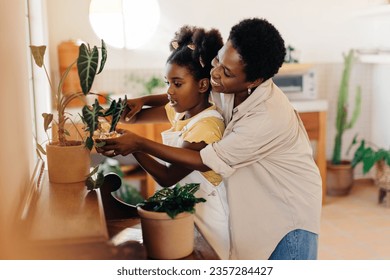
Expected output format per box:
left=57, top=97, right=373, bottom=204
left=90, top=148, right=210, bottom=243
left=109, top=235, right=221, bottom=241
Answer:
left=200, top=79, right=322, bottom=259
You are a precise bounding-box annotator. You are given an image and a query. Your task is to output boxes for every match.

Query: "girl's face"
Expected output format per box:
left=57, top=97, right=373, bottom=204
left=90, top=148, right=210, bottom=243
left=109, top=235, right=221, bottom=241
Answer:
left=164, top=63, right=207, bottom=117
left=210, top=40, right=253, bottom=95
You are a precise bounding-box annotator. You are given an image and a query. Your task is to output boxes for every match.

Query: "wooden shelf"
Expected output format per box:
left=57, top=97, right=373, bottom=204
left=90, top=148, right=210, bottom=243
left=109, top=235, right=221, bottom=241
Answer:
left=14, top=161, right=217, bottom=259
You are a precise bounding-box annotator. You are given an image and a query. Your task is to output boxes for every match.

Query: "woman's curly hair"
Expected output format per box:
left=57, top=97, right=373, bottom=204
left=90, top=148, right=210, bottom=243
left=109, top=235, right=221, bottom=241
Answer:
left=229, top=18, right=286, bottom=82
left=167, top=25, right=223, bottom=88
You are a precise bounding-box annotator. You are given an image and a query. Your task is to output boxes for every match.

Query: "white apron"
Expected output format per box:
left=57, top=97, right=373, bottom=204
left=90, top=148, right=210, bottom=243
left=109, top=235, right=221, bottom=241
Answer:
left=161, top=109, right=230, bottom=259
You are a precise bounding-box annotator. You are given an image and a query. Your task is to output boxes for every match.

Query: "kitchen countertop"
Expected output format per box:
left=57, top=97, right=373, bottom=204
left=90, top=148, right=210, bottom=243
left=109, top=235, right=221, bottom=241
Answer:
left=290, top=99, right=328, bottom=113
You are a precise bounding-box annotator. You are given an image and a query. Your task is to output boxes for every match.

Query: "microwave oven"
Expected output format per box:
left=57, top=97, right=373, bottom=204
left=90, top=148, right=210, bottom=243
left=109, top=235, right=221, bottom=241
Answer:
left=273, top=65, right=317, bottom=100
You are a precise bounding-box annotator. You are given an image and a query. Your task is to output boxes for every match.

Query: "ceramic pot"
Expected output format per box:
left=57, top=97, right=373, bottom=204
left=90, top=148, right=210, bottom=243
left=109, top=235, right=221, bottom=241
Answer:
left=137, top=206, right=194, bottom=259
left=46, top=141, right=91, bottom=183
left=326, top=160, right=354, bottom=196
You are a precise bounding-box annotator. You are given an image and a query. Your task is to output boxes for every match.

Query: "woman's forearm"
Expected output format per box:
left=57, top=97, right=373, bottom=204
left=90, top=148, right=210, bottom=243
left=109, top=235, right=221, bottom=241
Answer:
left=133, top=152, right=193, bottom=187
left=136, top=137, right=210, bottom=172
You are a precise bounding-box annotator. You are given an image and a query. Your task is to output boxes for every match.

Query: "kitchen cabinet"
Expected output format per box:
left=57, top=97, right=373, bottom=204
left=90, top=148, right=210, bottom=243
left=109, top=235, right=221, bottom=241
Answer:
left=291, top=100, right=328, bottom=204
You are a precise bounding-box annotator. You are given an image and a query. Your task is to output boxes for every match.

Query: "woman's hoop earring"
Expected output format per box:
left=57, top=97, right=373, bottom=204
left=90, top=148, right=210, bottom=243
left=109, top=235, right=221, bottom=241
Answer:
left=247, top=88, right=252, bottom=95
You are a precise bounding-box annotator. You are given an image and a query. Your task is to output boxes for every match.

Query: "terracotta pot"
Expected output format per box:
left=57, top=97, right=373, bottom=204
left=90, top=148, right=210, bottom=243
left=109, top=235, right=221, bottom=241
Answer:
left=137, top=206, right=194, bottom=259
left=326, top=160, right=354, bottom=196
left=46, top=141, right=91, bottom=183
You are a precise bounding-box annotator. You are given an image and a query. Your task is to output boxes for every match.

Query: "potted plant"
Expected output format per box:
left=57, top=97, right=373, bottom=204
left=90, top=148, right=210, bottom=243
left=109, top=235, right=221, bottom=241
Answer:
left=136, top=183, right=206, bottom=259
left=326, top=49, right=362, bottom=196
left=348, top=135, right=390, bottom=204
left=30, top=40, right=117, bottom=184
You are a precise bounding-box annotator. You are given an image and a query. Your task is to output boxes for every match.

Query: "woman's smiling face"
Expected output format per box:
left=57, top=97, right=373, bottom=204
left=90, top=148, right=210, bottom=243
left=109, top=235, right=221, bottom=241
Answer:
left=164, top=63, right=205, bottom=116
left=210, top=40, right=252, bottom=95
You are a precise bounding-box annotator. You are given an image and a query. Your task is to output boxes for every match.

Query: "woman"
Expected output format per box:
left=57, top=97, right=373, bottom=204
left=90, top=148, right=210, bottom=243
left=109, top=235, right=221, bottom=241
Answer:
left=99, top=18, right=322, bottom=260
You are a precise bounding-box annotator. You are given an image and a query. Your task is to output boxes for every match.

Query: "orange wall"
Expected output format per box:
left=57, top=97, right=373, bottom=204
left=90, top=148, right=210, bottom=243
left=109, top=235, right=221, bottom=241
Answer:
left=0, top=0, right=34, bottom=258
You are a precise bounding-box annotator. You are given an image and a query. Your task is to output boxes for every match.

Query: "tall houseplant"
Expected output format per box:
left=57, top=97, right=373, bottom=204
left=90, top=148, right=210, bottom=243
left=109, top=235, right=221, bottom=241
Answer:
left=327, top=49, right=362, bottom=196
left=30, top=40, right=119, bottom=184
left=31, top=40, right=107, bottom=148
left=137, top=183, right=206, bottom=259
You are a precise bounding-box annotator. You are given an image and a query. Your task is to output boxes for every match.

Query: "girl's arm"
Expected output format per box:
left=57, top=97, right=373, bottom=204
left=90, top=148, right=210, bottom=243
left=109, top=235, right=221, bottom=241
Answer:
left=121, top=94, right=168, bottom=123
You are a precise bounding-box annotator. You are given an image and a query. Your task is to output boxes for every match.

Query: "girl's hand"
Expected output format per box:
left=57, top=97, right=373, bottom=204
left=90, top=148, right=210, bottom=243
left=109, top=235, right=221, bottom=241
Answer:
left=120, top=98, right=144, bottom=123
left=95, top=129, right=141, bottom=156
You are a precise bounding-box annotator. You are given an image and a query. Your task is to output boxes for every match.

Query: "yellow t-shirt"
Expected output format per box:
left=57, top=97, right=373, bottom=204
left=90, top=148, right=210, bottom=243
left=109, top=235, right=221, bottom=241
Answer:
left=165, top=104, right=225, bottom=186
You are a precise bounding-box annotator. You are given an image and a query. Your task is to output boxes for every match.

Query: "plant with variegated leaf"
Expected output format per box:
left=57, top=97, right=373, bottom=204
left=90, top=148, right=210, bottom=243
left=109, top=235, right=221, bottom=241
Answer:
left=30, top=40, right=107, bottom=152
left=81, top=96, right=128, bottom=150
left=137, top=183, right=206, bottom=219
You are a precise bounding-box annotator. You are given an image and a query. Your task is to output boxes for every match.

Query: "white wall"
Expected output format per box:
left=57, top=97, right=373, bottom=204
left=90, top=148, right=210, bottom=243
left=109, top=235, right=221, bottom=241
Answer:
left=45, top=0, right=390, bottom=70
left=0, top=0, right=35, bottom=257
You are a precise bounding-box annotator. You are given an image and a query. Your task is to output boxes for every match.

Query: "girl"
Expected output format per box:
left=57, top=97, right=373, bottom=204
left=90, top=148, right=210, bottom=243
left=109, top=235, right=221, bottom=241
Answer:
left=101, top=26, right=230, bottom=259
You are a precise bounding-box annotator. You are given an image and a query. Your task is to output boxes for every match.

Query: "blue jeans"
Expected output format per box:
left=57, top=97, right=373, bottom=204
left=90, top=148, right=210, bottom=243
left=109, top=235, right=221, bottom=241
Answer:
left=268, top=229, right=318, bottom=260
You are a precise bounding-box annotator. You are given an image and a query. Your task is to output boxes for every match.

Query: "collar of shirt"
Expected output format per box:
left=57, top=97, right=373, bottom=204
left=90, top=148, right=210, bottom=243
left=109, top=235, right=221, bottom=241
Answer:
left=211, top=78, right=274, bottom=126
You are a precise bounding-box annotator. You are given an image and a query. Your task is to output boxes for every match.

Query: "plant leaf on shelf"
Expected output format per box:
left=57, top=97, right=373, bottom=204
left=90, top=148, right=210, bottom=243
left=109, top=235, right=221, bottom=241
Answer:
left=42, top=113, right=53, bottom=132
left=30, top=45, right=46, bottom=67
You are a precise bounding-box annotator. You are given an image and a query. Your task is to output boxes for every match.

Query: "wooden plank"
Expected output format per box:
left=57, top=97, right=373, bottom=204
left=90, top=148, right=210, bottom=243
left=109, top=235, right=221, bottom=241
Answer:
left=27, top=171, right=108, bottom=245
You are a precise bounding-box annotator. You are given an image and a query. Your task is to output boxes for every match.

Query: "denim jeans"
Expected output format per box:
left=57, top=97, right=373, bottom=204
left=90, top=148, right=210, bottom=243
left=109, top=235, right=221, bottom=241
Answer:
left=268, top=229, right=318, bottom=260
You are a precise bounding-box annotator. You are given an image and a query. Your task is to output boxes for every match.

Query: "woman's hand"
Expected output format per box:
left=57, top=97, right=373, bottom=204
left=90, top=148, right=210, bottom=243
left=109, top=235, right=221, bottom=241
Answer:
left=95, top=129, right=142, bottom=157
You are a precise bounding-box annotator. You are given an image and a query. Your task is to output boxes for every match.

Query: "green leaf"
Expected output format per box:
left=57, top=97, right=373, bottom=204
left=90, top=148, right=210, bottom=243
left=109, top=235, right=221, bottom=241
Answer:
left=96, top=40, right=107, bottom=74
left=30, top=45, right=46, bottom=67
left=105, top=96, right=127, bottom=132
left=77, top=44, right=99, bottom=95
left=85, top=167, right=105, bottom=190
left=137, top=183, right=205, bottom=219
left=362, top=148, right=375, bottom=174
left=85, top=177, right=95, bottom=191
left=87, top=164, right=100, bottom=178
left=81, top=99, right=104, bottom=138
left=85, top=136, right=94, bottom=151
left=94, top=141, right=106, bottom=148
left=351, top=140, right=366, bottom=168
